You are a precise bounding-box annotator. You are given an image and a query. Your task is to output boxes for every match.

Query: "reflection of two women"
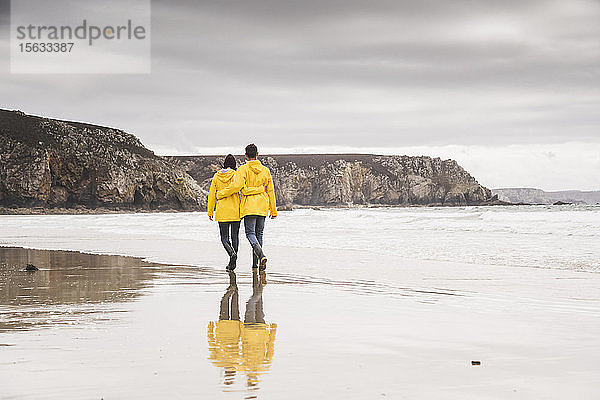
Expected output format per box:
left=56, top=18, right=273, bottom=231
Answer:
left=207, top=271, right=277, bottom=391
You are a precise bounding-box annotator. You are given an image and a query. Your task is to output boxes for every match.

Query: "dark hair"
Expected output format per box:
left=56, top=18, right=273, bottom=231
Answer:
left=223, top=154, right=236, bottom=170
left=245, top=143, right=258, bottom=159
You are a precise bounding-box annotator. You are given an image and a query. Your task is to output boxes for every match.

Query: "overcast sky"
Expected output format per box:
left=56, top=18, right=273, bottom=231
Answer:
left=1, top=0, right=599, bottom=190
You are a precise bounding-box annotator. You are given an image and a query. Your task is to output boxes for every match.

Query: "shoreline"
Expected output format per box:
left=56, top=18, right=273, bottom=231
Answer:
left=3, top=200, right=577, bottom=216
left=0, top=207, right=597, bottom=274
left=2, top=240, right=597, bottom=276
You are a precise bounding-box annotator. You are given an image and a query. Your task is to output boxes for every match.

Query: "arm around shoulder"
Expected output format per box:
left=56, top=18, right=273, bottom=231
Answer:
left=242, top=185, right=266, bottom=195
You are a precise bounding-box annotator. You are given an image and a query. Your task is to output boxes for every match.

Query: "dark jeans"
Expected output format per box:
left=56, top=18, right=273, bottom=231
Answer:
left=244, top=215, right=265, bottom=267
left=219, top=221, right=240, bottom=253
left=244, top=215, right=265, bottom=247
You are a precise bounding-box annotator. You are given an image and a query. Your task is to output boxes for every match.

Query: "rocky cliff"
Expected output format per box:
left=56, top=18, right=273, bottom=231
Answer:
left=0, top=110, right=204, bottom=211
left=492, top=188, right=600, bottom=205
left=169, top=154, right=494, bottom=208
left=0, top=109, right=494, bottom=212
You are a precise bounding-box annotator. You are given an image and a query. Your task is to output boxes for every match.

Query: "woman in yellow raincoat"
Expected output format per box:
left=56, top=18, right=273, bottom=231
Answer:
left=207, top=154, right=241, bottom=270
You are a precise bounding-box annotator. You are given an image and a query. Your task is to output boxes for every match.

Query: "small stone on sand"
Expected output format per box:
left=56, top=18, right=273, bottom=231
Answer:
left=25, top=263, right=39, bottom=271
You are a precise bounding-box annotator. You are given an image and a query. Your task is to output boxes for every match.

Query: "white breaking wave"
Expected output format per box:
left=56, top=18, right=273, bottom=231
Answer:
left=1, top=205, right=598, bottom=272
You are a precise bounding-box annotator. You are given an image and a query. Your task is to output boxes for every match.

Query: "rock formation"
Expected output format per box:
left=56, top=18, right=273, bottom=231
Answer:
left=170, top=154, right=495, bottom=208
left=0, top=109, right=204, bottom=211
left=492, top=188, right=600, bottom=205
left=1, top=109, right=496, bottom=212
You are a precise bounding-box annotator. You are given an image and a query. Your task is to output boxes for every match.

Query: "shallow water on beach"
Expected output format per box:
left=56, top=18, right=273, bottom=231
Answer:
left=1, top=205, right=598, bottom=272
left=1, top=245, right=600, bottom=399
left=0, top=248, right=159, bottom=332
left=1, top=206, right=600, bottom=398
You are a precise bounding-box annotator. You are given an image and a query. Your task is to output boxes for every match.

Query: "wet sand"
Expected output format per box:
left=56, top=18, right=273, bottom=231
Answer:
left=1, top=244, right=599, bottom=399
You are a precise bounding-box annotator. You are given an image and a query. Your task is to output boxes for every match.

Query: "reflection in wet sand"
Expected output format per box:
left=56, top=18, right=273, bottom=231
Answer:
left=0, top=246, right=156, bottom=332
left=208, top=271, right=277, bottom=398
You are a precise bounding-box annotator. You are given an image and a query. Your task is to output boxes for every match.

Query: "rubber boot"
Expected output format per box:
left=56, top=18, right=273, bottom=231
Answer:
left=252, top=242, right=267, bottom=270
left=223, top=242, right=237, bottom=271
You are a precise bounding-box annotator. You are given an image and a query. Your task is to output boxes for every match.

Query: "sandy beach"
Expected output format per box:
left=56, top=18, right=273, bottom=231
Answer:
left=4, top=0, right=600, bottom=397
left=1, top=207, right=599, bottom=399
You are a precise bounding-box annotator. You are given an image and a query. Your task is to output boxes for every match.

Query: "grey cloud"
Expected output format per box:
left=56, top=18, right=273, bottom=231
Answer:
left=150, top=0, right=600, bottom=88
left=1, top=0, right=599, bottom=152
left=0, top=0, right=8, bottom=74
left=0, top=0, right=9, bottom=19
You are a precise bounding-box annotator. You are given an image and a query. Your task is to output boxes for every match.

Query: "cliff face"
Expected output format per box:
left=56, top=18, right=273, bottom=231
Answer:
left=491, top=188, right=549, bottom=204
left=0, top=109, right=493, bottom=211
left=169, top=154, right=494, bottom=208
left=492, top=188, right=600, bottom=205
left=0, top=110, right=204, bottom=210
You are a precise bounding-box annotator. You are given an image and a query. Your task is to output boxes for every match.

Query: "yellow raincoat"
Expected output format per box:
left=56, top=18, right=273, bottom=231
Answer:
left=217, top=160, right=277, bottom=218
left=207, top=169, right=240, bottom=222
left=208, top=168, right=267, bottom=222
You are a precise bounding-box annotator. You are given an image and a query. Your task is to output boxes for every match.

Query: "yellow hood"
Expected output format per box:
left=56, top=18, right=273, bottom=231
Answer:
left=245, top=160, right=272, bottom=185
left=216, top=168, right=235, bottom=184
left=247, top=160, right=265, bottom=175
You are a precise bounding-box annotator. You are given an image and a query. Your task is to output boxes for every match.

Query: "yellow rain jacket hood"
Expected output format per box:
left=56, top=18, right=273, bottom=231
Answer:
left=217, top=160, right=277, bottom=218
left=207, top=169, right=240, bottom=222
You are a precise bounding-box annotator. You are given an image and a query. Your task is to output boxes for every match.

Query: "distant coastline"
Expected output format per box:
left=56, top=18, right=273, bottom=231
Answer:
left=492, top=188, right=600, bottom=205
